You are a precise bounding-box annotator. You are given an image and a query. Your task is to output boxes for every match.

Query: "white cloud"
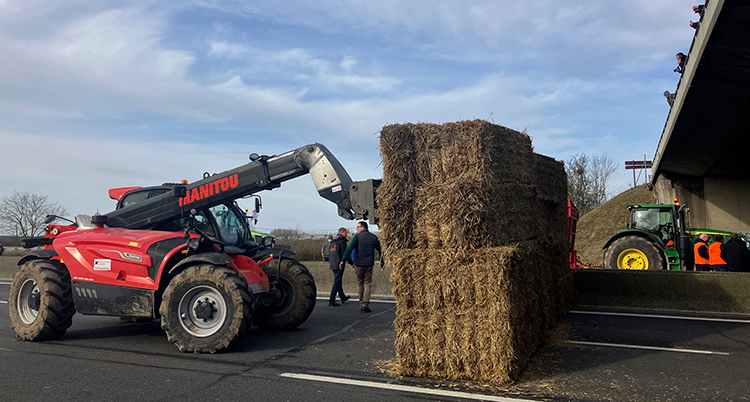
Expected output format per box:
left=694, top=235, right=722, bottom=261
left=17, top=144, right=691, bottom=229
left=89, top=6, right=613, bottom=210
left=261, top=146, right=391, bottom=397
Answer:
left=208, top=41, right=400, bottom=91
left=340, top=55, right=358, bottom=71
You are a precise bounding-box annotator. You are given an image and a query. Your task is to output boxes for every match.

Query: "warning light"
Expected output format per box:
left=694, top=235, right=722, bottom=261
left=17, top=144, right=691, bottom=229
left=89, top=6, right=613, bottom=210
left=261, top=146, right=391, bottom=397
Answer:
left=674, top=197, right=680, bottom=206
left=181, top=179, right=188, bottom=185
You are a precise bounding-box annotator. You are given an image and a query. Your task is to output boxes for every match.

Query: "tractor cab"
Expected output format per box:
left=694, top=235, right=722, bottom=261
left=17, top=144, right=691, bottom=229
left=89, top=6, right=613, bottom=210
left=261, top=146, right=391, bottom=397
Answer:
left=628, top=204, right=679, bottom=246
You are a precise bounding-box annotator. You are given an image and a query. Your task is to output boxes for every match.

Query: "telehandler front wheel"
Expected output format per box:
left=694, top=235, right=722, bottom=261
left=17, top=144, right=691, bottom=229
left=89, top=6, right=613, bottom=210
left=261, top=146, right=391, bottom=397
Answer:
left=605, top=236, right=664, bottom=271
left=160, top=264, right=253, bottom=353
left=254, top=259, right=316, bottom=331
left=9, top=259, right=76, bottom=340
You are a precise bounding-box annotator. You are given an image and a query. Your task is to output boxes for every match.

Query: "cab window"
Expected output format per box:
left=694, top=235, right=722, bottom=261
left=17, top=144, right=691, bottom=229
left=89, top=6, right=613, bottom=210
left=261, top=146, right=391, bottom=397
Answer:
left=152, top=212, right=216, bottom=238
left=120, top=189, right=169, bottom=208
left=207, top=205, right=247, bottom=246
left=632, top=208, right=674, bottom=240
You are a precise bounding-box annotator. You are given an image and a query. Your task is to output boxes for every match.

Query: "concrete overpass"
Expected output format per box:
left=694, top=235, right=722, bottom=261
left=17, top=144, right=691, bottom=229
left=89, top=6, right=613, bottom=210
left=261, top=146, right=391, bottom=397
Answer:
left=652, top=0, right=750, bottom=231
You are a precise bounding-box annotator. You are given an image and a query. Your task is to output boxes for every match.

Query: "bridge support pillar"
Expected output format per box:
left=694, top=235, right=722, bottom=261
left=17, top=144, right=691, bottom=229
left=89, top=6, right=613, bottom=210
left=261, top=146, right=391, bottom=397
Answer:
left=654, top=173, right=750, bottom=233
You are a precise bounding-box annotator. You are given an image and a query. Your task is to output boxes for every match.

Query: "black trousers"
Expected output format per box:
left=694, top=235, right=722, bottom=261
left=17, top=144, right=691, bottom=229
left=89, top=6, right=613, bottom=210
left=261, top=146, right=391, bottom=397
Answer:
left=711, top=264, right=728, bottom=272
left=329, top=269, right=346, bottom=303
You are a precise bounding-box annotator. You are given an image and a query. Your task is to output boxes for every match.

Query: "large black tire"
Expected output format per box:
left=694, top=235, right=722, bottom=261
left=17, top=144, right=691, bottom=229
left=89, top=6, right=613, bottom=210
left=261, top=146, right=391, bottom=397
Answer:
left=9, top=259, right=76, bottom=340
left=254, top=259, right=316, bottom=330
left=160, top=264, right=253, bottom=353
left=604, top=236, right=665, bottom=271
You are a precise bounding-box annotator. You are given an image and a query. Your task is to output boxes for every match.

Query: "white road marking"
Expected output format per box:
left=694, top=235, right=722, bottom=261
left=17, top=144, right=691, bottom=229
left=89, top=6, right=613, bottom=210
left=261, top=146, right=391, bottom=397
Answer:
left=570, top=310, right=750, bottom=324
left=280, top=373, right=537, bottom=402
left=0, top=301, right=7, bottom=304
left=0, top=281, right=11, bottom=285
left=567, top=340, right=730, bottom=355
left=315, top=296, right=396, bottom=304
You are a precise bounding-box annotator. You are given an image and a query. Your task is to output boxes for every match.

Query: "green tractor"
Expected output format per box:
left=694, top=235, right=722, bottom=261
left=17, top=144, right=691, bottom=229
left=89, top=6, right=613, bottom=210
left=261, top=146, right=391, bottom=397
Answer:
left=602, top=200, right=737, bottom=271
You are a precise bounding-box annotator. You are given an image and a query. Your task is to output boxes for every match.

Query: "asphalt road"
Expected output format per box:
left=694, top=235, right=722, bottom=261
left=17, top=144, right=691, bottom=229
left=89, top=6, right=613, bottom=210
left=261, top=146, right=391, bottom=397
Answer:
left=2, top=280, right=750, bottom=402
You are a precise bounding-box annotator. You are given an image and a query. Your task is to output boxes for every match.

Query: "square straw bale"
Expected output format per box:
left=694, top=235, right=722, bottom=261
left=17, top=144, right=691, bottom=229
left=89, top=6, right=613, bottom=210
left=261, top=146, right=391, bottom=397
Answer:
left=379, top=120, right=547, bottom=253
left=390, top=241, right=568, bottom=384
left=412, top=181, right=539, bottom=249
left=532, top=154, right=568, bottom=203
left=435, top=121, right=535, bottom=185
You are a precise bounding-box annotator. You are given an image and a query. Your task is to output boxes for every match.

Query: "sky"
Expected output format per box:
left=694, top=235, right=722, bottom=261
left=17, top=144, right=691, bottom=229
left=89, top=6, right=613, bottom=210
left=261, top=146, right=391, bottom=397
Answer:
left=0, top=0, right=699, bottom=234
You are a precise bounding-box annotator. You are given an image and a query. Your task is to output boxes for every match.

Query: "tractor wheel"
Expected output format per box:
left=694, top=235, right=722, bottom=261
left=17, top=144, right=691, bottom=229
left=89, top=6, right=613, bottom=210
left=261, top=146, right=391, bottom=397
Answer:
left=605, top=236, right=665, bottom=271
left=160, top=264, right=253, bottom=353
left=9, top=259, right=76, bottom=341
left=254, top=259, right=316, bottom=331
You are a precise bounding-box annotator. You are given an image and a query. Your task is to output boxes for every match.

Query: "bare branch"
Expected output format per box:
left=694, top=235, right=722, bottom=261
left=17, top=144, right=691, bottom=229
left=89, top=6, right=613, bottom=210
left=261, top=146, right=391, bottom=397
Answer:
left=565, top=153, right=616, bottom=216
left=0, top=191, right=68, bottom=239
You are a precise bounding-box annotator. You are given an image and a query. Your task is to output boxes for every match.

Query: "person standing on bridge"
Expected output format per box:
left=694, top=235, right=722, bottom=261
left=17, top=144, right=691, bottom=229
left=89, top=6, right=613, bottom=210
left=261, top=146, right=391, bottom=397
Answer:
left=340, top=221, right=383, bottom=313
left=694, top=233, right=710, bottom=271
left=709, top=235, right=728, bottom=272
left=690, top=4, right=705, bottom=30
left=664, top=90, right=676, bottom=107
left=674, top=52, right=687, bottom=74
left=328, top=228, right=351, bottom=306
left=722, top=233, right=750, bottom=272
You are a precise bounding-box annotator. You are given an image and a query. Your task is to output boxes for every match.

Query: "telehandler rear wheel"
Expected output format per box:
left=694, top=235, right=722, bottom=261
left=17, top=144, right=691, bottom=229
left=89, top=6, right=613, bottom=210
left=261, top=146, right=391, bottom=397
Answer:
left=160, top=264, right=253, bottom=353
left=254, top=259, right=316, bottom=330
left=605, top=236, right=664, bottom=271
left=9, top=259, right=76, bottom=340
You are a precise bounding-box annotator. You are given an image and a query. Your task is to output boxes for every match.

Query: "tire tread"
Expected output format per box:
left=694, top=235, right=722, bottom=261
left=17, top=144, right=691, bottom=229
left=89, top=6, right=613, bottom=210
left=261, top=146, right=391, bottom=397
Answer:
left=9, top=259, right=76, bottom=341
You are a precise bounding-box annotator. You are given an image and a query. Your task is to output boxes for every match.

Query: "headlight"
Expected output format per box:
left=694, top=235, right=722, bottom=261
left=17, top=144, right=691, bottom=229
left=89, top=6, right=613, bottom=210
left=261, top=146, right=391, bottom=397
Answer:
left=187, top=238, right=200, bottom=250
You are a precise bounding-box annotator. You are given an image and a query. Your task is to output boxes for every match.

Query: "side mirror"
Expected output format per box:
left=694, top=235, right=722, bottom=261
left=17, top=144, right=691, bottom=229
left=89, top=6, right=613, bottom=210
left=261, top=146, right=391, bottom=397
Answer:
left=172, top=185, right=187, bottom=198
left=91, top=215, right=108, bottom=227
left=44, top=214, right=57, bottom=224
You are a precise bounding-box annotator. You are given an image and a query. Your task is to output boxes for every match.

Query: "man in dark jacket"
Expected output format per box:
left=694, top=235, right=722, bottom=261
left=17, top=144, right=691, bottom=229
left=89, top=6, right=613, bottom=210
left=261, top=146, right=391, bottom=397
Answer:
left=722, top=233, right=750, bottom=272
left=341, top=221, right=383, bottom=312
left=328, top=228, right=351, bottom=306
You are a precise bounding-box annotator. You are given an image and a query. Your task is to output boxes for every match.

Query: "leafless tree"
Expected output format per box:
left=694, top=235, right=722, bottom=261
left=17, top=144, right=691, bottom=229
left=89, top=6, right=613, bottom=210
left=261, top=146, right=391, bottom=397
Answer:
left=0, top=192, right=67, bottom=239
left=566, top=153, right=616, bottom=216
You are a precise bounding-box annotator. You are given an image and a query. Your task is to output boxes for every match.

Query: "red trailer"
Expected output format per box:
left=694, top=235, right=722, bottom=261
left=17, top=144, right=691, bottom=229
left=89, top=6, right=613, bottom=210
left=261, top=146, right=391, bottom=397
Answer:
left=568, top=199, right=584, bottom=268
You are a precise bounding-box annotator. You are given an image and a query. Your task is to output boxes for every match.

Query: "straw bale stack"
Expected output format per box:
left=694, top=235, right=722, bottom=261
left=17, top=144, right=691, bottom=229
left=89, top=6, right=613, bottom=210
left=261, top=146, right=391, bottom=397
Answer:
left=380, top=120, right=573, bottom=384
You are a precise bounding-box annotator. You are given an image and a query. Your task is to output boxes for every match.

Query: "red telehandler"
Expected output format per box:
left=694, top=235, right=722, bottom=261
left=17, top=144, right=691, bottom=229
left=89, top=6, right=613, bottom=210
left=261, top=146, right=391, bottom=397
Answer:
left=9, top=144, right=379, bottom=353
